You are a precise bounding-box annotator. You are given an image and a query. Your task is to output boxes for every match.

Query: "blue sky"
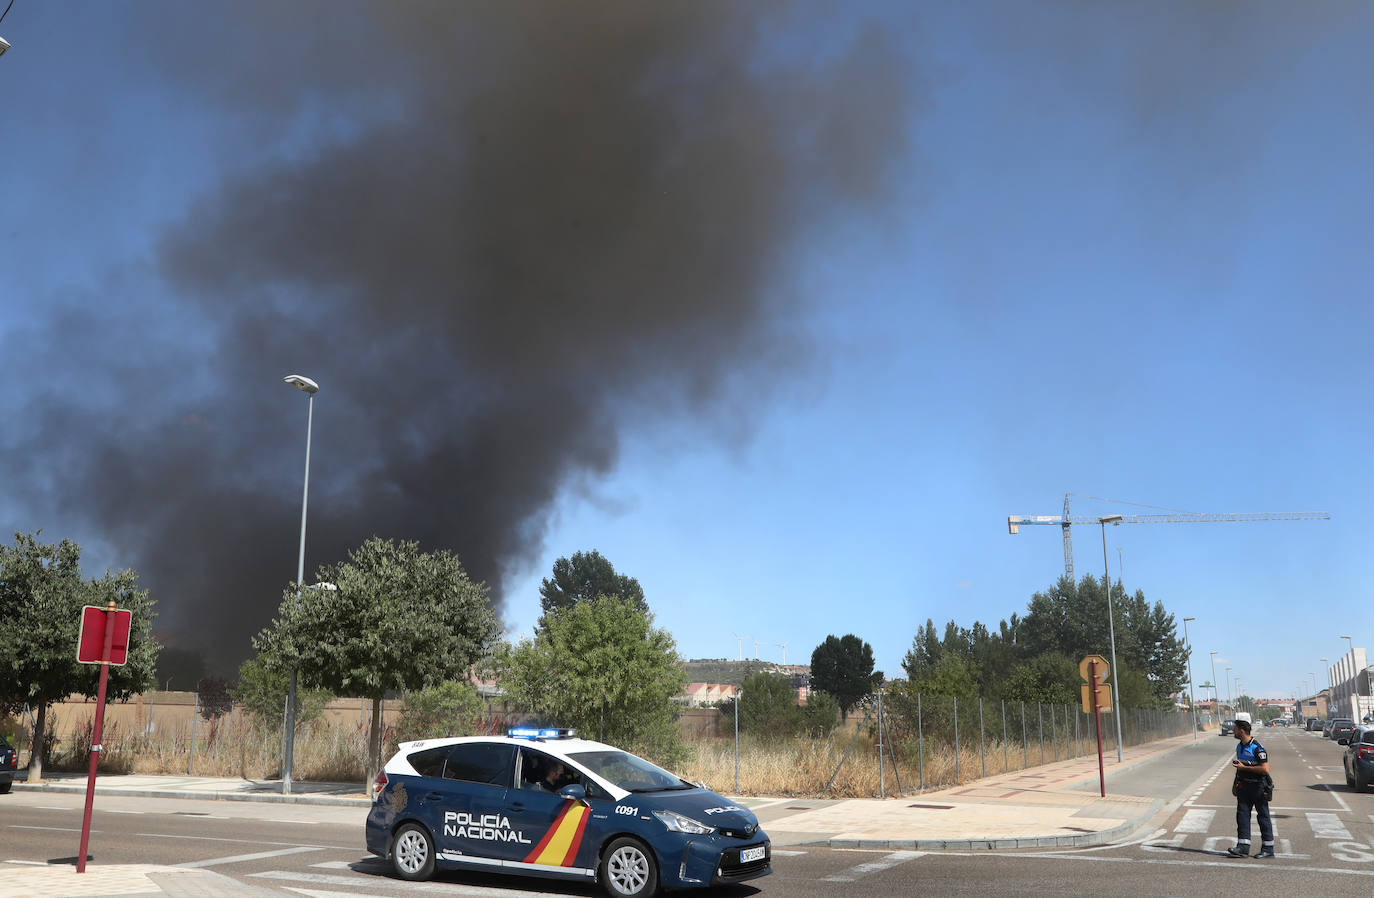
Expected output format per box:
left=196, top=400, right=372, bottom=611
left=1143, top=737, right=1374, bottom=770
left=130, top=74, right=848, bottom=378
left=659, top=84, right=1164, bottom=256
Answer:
left=2, top=3, right=1370, bottom=700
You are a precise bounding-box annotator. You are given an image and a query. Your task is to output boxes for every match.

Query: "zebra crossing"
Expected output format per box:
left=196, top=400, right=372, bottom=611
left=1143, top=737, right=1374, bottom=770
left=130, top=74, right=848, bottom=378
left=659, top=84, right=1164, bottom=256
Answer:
left=1143, top=806, right=1369, bottom=862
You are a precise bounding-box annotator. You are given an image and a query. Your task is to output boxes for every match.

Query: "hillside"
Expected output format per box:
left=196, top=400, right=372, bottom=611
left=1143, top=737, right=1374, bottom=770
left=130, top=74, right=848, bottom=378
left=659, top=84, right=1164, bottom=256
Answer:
left=682, top=658, right=810, bottom=686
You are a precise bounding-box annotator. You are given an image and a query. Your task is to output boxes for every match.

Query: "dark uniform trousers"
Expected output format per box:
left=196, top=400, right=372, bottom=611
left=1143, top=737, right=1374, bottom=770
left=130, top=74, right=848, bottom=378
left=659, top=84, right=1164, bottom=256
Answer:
left=1235, top=777, right=1273, bottom=847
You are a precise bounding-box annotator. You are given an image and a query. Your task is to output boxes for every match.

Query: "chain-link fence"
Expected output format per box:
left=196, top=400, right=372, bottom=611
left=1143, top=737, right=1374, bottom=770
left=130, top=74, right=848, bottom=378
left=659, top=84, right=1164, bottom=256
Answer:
left=818, top=692, right=1191, bottom=797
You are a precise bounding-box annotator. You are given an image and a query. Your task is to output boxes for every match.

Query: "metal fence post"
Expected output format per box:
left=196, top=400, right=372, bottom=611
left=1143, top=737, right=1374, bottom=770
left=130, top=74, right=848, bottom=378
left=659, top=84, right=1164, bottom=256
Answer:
left=953, top=697, right=961, bottom=783
left=877, top=691, right=885, bottom=799
left=1001, top=700, right=1008, bottom=773
left=979, top=698, right=986, bottom=779
left=1038, top=701, right=1044, bottom=764
left=1051, top=701, right=1057, bottom=761
left=1021, top=701, right=1028, bottom=768
left=189, top=693, right=198, bottom=776
left=917, top=692, right=925, bottom=790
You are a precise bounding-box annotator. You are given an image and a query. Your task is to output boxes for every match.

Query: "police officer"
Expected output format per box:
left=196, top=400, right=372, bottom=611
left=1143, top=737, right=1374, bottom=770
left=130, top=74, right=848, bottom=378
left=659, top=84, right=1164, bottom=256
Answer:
left=1227, top=719, right=1274, bottom=858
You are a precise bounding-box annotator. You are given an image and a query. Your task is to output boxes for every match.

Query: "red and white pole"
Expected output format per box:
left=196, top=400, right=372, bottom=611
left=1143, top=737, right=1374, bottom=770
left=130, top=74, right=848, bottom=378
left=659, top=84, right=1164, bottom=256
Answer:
left=76, top=601, right=117, bottom=873
left=1091, top=659, right=1105, bottom=798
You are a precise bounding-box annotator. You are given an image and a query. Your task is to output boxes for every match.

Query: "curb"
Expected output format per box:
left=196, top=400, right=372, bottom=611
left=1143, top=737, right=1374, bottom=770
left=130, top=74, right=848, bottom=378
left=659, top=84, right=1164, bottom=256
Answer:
left=10, top=781, right=372, bottom=808
left=814, top=803, right=1160, bottom=851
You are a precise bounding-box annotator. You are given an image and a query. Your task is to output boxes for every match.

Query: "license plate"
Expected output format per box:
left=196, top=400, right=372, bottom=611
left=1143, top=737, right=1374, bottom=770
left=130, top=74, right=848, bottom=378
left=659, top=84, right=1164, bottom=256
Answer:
left=740, top=846, right=766, bottom=863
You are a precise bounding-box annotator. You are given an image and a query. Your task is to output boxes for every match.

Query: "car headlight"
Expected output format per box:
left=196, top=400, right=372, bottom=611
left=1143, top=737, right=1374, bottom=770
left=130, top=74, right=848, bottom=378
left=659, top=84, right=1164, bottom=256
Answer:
left=652, top=809, right=716, bottom=835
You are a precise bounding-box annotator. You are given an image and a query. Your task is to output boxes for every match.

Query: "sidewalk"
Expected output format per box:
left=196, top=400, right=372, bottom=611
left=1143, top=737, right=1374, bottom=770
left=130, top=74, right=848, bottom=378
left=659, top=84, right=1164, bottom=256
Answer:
left=766, top=731, right=1208, bottom=850
left=1, top=732, right=1215, bottom=896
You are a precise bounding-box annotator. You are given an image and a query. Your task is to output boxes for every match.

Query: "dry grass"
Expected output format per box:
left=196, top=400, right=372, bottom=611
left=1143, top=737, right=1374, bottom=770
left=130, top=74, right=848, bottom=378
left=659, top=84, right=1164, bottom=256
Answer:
left=18, top=708, right=1186, bottom=798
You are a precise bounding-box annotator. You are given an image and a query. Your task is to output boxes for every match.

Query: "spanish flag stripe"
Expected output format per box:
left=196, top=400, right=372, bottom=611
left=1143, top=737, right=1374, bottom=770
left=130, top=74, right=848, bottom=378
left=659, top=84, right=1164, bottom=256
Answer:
left=522, top=803, right=572, bottom=863
left=555, top=805, right=591, bottom=866
left=532, top=804, right=588, bottom=866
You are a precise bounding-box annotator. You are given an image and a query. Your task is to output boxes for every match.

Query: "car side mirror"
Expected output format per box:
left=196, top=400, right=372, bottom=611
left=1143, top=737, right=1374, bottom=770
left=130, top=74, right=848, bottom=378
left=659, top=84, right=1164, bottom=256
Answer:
left=558, top=783, right=586, bottom=801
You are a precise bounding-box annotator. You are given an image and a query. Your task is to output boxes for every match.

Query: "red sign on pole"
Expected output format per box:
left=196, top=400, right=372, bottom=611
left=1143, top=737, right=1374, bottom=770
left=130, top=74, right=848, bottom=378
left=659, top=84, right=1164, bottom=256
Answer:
left=77, top=605, right=132, bottom=666
left=74, top=602, right=132, bottom=873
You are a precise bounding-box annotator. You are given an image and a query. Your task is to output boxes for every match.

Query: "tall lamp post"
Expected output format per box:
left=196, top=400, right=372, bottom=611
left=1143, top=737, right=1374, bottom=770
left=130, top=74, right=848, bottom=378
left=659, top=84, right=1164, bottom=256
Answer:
left=1235, top=680, right=1244, bottom=715
left=1099, top=514, right=1124, bottom=762
left=1341, top=635, right=1357, bottom=719
left=1182, top=617, right=1197, bottom=740
left=1225, top=666, right=1233, bottom=714
left=1209, top=650, right=1221, bottom=725
left=281, top=374, right=319, bottom=795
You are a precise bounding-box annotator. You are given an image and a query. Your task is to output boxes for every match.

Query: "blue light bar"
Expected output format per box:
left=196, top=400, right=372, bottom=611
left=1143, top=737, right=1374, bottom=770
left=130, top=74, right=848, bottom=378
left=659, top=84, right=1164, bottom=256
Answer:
left=507, top=727, right=577, bottom=740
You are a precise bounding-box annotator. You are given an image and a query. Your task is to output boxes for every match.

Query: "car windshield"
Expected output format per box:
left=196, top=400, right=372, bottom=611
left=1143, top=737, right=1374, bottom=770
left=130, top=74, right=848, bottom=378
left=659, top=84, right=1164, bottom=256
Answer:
left=567, top=749, right=693, bottom=793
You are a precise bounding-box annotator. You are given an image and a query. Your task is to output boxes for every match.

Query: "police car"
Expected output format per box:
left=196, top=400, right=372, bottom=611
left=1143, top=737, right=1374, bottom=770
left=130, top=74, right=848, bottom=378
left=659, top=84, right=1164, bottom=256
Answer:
left=365, top=728, right=771, bottom=897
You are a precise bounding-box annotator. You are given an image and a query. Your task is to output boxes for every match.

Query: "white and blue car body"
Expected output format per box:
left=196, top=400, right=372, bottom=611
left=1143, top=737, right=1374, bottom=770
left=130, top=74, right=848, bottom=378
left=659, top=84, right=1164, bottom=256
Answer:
left=365, top=728, right=771, bottom=898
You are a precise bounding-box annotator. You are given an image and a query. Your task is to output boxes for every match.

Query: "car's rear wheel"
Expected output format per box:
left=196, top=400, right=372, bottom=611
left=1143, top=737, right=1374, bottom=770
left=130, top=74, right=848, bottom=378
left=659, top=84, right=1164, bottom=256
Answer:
left=600, top=836, right=658, bottom=898
left=0, top=781, right=10, bottom=794
left=391, top=823, right=436, bottom=881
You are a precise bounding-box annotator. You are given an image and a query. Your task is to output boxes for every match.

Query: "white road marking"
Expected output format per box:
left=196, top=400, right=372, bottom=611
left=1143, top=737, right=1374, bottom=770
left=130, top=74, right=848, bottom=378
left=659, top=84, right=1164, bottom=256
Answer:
left=822, top=850, right=923, bottom=882
left=1308, top=813, right=1353, bottom=839
left=1175, top=809, right=1215, bottom=833
left=255, top=870, right=571, bottom=895
left=138, top=832, right=338, bottom=848
left=1323, top=783, right=1353, bottom=813
left=746, top=798, right=798, bottom=811
left=286, top=890, right=376, bottom=898
left=772, top=849, right=808, bottom=856
left=8, top=825, right=90, bottom=833
left=178, top=846, right=323, bottom=868
left=3, top=860, right=49, bottom=866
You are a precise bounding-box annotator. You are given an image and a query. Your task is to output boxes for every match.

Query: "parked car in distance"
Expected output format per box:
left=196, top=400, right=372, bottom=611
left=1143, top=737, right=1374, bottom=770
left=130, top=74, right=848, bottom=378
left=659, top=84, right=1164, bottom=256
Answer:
left=0, top=735, right=16, bottom=794
left=1221, top=720, right=1236, bottom=736
left=1330, top=718, right=1356, bottom=742
left=1342, top=726, right=1374, bottom=793
left=1308, top=718, right=1325, bottom=731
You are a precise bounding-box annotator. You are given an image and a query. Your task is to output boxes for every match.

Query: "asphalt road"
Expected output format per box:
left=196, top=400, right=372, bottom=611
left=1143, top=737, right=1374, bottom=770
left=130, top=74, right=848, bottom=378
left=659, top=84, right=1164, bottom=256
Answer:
left=2, top=727, right=1370, bottom=896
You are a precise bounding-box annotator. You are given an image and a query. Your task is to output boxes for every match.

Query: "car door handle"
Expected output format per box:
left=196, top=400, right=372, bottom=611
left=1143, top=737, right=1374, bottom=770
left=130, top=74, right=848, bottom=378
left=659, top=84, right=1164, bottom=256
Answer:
left=424, top=792, right=444, bottom=802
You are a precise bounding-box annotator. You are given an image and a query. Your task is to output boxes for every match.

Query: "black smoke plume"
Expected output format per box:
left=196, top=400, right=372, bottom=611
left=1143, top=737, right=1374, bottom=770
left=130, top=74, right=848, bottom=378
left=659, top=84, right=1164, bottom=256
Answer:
left=2, top=1, right=915, bottom=673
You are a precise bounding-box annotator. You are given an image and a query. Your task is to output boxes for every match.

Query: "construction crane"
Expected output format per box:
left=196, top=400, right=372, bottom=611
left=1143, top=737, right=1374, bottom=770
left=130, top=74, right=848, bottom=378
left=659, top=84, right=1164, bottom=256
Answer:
left=1008, top=493, right=1330, bottom=582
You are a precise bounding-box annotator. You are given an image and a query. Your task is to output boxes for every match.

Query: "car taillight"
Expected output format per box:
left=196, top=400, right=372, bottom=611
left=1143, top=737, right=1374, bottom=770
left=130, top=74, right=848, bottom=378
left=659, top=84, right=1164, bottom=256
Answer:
left=371, top=770, right=388, bottom=800
left=1358, top=745, right=1374, bottom=761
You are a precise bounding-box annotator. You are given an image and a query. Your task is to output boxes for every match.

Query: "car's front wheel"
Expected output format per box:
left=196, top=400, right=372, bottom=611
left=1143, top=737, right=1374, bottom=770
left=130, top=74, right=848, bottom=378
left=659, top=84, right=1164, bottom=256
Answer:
left=600, top=836, right=658, bottom=898
left=391, top=823, right=436, bottom=881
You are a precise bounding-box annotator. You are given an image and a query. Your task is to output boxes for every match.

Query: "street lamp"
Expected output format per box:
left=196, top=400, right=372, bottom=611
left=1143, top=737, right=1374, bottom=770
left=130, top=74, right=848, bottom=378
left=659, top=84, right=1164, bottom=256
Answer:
left=1341, top=634, right=1356, bottom=719
left=281, top=373, right=318, bottom=795
left=1235, top=680, right=1244, bottom=715
left=1099, top=514, right=1125, bottom=762
left=1225, top=666, right=1232, bottom=713
left=1182, top=617, right=1197, bottom=740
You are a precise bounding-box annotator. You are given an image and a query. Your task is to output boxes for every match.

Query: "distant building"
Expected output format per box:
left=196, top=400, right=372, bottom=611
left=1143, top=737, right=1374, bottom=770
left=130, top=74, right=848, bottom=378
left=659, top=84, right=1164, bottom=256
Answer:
left=680, top=683, right=739, bottom=707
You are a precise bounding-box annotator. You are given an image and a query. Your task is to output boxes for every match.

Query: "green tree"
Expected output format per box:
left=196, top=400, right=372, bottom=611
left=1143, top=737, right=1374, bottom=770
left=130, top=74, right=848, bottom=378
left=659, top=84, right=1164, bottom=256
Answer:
left=538, top=550, right=646, bottom=623
left=252, top=537, right=501, bottom=783
left=0, top=533, right=158, bottom=782
left=395, top=681, right=485, bottom=741
left=1004, top=652, right=1079, bottom=705
left=809, top=634, right=882, bottom=722
left=231, top=657, right=332, bottom=729
left=800, top=690, right=840, bottom=738
left=736, top=671, right=801, bottom=736
left=498, top=597, right=686, bottom=764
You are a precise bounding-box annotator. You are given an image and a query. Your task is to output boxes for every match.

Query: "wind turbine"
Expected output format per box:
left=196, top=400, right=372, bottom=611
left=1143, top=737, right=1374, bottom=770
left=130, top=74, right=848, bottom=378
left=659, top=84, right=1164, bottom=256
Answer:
left=731, top=633, right=748, bottom=661
left=776, top=643, right=788, bottom=665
